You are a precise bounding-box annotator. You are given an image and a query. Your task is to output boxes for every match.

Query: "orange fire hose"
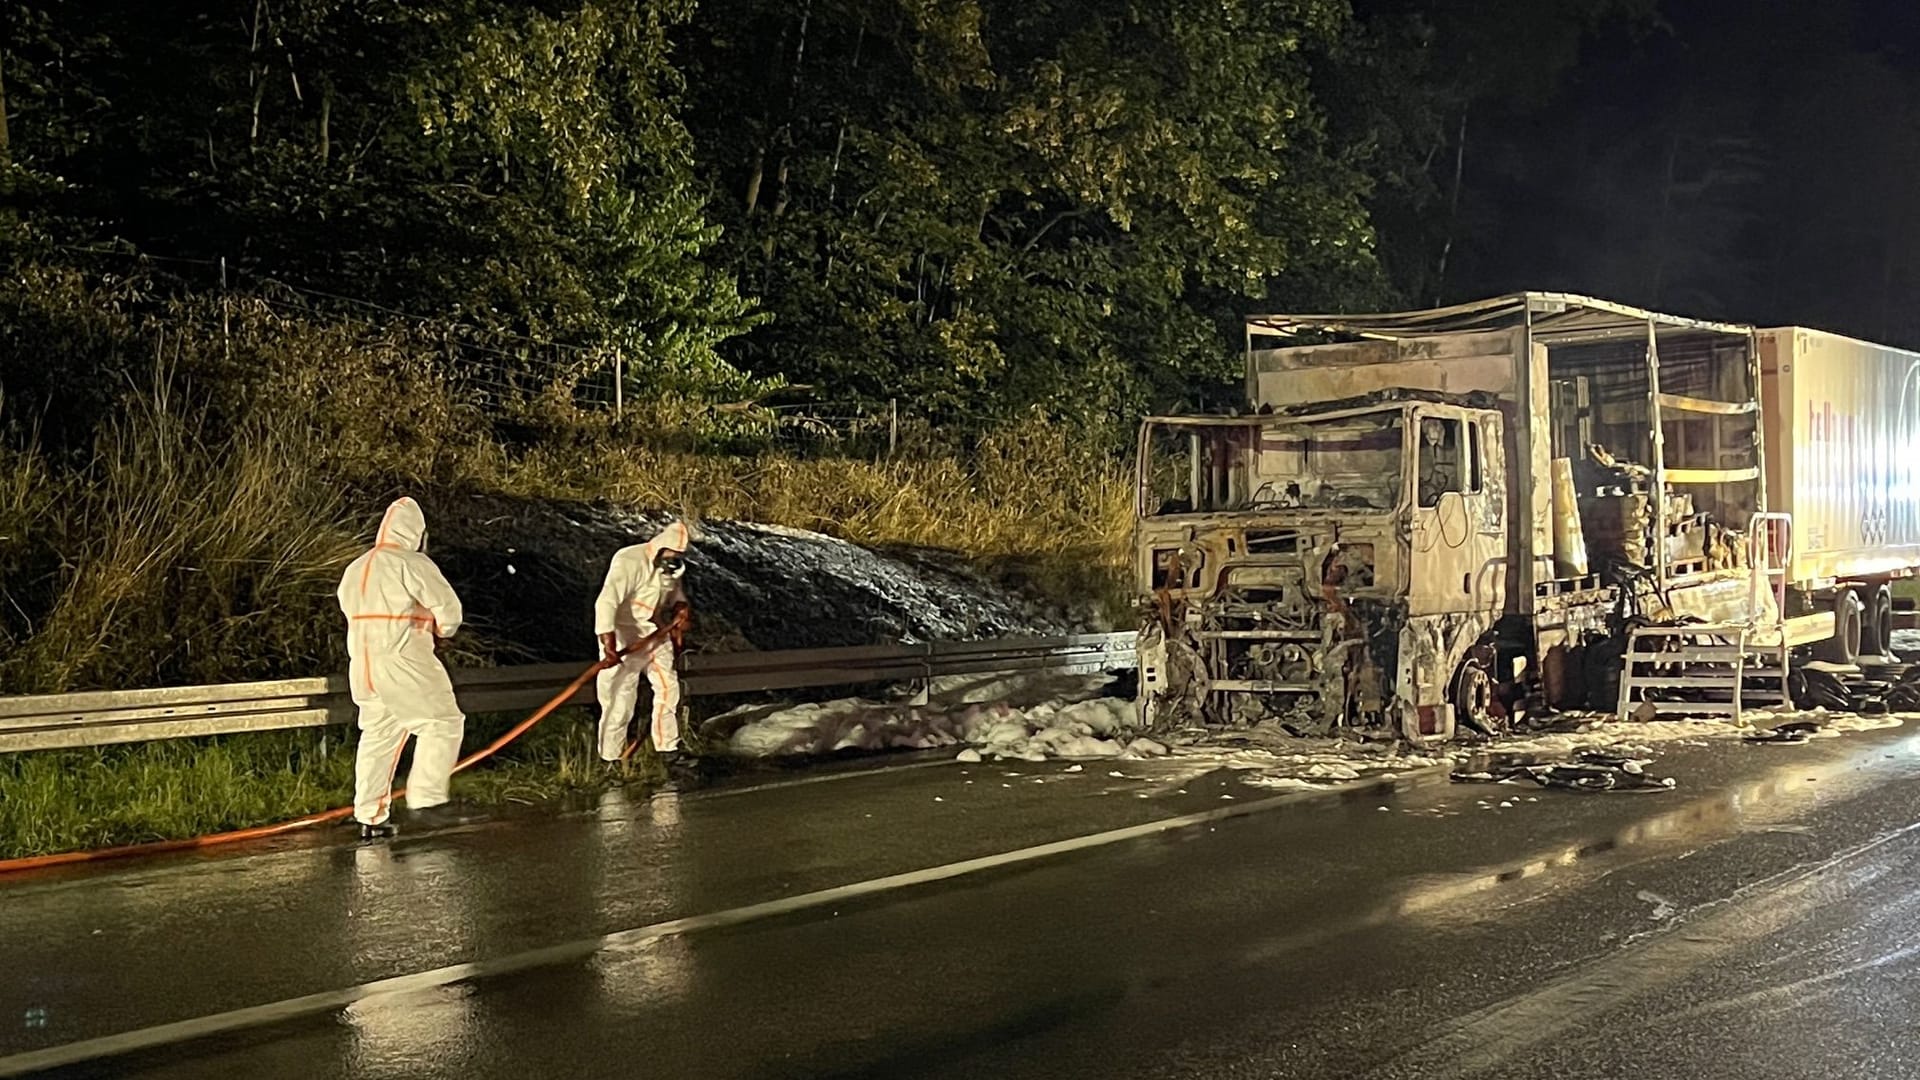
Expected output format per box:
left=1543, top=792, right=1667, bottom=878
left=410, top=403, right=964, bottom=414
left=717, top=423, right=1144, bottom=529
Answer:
left=0, top=613, right=686, bottom=877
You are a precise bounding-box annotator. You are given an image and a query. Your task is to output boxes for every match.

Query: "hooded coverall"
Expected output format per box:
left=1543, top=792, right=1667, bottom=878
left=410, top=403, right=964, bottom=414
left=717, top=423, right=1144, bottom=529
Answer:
left=594, top=521, right=690, bottom=760
left=337, top=498, right=466, bottom=826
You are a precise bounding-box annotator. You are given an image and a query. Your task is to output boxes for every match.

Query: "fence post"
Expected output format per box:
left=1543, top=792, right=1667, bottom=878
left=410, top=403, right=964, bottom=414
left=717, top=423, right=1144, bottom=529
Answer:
left=219, top=256, right=231, bottom=363
left=614, top=348, right=625, bottom=421
left=888, top=398, right=898, bottom=458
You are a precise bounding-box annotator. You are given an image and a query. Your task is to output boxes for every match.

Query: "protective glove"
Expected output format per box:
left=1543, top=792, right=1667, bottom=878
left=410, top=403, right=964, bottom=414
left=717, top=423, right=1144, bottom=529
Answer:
left=666, top=602, right=692, bottom=650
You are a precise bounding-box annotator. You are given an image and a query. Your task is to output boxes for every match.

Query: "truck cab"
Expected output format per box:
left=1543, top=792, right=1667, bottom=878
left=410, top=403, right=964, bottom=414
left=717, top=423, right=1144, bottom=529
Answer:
left=1135, top=394, right=1509, bottom=742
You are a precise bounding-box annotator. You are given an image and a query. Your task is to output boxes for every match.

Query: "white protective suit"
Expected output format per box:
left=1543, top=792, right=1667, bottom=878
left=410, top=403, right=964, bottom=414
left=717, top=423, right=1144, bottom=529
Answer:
left=594, top=521, right=691, bottom=760
left=337, top=497, right=466, bottom=826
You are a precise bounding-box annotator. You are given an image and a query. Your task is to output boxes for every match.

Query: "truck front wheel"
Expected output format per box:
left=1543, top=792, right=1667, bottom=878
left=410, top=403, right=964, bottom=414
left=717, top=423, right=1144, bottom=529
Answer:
left=1816, top=588, right=1864, bottom=666
left=1451, top=660, right=1498, bottom=737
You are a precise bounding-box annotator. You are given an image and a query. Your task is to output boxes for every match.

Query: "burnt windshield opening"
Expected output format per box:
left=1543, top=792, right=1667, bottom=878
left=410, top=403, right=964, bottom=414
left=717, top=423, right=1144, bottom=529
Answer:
left=1140, top=411, right=1406, bottom=517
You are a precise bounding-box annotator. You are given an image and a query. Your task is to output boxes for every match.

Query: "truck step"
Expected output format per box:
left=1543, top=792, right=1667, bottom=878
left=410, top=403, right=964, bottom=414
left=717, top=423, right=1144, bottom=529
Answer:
left=1625, top=649, right=1781, bottom=663
left=1616, top=622, right=1797, bottom=723
left=1630, top=676, right=1771, bottom=689
left=1628, top=701, right=1749, bottom=715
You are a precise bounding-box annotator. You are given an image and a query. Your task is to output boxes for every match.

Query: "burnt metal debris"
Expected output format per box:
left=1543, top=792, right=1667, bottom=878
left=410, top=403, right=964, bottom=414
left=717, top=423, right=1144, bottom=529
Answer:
left=1451, top=750, right=1678, bottom=792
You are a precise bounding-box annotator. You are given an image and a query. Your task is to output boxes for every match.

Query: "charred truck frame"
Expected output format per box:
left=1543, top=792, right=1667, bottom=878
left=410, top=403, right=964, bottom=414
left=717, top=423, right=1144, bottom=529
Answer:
left=1135, top=293, right=1920, bottom=743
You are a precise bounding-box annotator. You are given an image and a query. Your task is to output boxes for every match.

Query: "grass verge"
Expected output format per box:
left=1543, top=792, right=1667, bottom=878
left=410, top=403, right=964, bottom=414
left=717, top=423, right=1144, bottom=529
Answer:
left=0, top=709, right=664, bottom=861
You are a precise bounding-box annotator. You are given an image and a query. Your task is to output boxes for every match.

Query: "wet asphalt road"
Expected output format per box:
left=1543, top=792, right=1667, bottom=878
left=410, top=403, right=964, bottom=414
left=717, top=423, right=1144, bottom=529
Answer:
left=9, top=723, right=1920, bottom=1078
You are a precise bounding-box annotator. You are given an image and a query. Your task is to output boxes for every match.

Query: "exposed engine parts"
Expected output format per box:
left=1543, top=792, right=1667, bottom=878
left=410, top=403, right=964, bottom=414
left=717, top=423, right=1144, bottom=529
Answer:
left=1140, top=528, right=1406, bottom=737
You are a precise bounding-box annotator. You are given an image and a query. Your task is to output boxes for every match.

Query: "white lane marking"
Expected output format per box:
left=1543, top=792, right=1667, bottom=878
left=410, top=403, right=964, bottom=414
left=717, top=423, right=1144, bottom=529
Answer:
left=0, top=768, right=1443, bottom=1077
left=1377, top=816, right=1920, bottom=1078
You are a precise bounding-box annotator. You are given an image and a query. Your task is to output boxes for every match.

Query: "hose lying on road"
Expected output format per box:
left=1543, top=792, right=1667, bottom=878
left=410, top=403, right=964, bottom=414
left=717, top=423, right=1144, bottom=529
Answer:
left=0, top=616, right=686, bottom=878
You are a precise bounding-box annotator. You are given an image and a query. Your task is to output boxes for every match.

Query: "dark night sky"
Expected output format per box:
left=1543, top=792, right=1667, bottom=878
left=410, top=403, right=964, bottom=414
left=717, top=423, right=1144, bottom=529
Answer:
left=1442, top=0, right=1920, bottom=345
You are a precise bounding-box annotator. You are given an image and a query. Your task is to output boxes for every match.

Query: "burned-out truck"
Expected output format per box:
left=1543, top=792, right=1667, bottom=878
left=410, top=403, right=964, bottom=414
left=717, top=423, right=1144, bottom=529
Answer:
left=1135, top=293, right=1920, bottom=742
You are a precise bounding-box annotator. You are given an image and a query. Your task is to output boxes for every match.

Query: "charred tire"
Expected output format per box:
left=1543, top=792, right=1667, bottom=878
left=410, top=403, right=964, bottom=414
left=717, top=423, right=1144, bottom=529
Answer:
left=1816, top=589, right=1864, bottom=666
left=1451, top=661, right=1498, bottom=737
left=1787, top=667, right=1811, bottom=710
left=1582, top=635, right=1627, bottom=712
left=1860, top=584, right=1895, bottom=658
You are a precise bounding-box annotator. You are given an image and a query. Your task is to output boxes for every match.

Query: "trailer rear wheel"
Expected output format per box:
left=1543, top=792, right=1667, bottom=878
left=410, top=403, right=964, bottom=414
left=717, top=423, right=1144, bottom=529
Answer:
left=1860, top=584, right=1895, bottom=658
left=1816, top=589, right=1864, bottom=666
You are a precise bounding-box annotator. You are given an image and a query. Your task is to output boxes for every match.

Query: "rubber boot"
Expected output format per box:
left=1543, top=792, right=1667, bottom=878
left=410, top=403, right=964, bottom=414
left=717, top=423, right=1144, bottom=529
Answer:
left=408, top=804, right=483, bottom=829
left=359, top=822, right=397, bottom=840
left=664, top=753, right=715, bottom=790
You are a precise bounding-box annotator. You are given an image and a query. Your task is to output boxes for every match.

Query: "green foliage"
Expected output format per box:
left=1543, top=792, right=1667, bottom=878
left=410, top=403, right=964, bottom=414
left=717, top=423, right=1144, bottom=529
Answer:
left=3, top=0, right=761, bottom=402
left=1, top=0, right=1669, bottom=436
left=680, top=0, right=1386, bottom=436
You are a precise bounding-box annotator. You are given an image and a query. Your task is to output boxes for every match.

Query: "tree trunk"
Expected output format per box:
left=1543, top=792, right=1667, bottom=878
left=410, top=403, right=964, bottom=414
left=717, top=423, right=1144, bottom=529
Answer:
left=785, top=0, right=813, bottom=110
left=250, top=77, right=267, bottom=149
left=767, top=0, right=810, bottom=218
left=770, top=159, right=790, bottom=218
left=826, top=123, right=845, bottom=203
left=0, top=46, right=11, bottom=167
left=745, top=145, right=764, bottom=213
left=317, top=88, right=331, bottom=163
left=248, top=0, right=267, bottom=152
left=1432, top=110, right=1469, bottom=306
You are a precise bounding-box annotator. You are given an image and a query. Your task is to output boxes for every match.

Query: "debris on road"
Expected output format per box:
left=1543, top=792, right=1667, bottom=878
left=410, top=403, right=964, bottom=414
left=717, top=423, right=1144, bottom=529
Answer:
left=1450, top=750, right=1678, bottom=792
left=1744, top=720, right=1822, bottom=745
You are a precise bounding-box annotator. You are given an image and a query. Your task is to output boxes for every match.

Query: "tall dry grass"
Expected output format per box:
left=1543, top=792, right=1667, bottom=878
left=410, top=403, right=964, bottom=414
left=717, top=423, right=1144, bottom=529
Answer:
left=0, top=378, right=363, bottom=693
left=499, top=414, right=1137, bottom=624
left=504, top=416, right=1132, bottom=556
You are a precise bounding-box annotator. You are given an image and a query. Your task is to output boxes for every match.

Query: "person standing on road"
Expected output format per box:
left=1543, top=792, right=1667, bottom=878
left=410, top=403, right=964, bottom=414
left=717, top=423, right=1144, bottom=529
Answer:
left=337, top=497, right=466, bottom=840
left=594, top=520, right=693, bottom=763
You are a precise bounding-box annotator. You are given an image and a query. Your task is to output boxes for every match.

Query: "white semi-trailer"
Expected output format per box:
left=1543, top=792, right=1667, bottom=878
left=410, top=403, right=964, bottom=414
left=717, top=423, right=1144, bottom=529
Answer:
left=1758, top=326, right=1920, bottom=659
left=1134, top=293, right=1920, bottom=742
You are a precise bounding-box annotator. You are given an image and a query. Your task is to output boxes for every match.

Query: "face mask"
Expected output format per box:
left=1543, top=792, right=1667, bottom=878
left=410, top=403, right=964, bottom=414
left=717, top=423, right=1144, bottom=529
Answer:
left=656, top=553, right=685, bottom=577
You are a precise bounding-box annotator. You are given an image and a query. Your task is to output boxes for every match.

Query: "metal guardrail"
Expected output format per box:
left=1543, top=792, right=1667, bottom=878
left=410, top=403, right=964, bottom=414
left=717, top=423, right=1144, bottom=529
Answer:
left=0, top=632, right=1138, bottom=753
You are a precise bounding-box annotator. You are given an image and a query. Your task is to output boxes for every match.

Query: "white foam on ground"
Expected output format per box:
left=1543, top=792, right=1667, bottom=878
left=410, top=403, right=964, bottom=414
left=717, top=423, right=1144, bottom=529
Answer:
left=721, top=676, right=1140, bottom=760
left=719, top=686, right=1910, bottom=790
